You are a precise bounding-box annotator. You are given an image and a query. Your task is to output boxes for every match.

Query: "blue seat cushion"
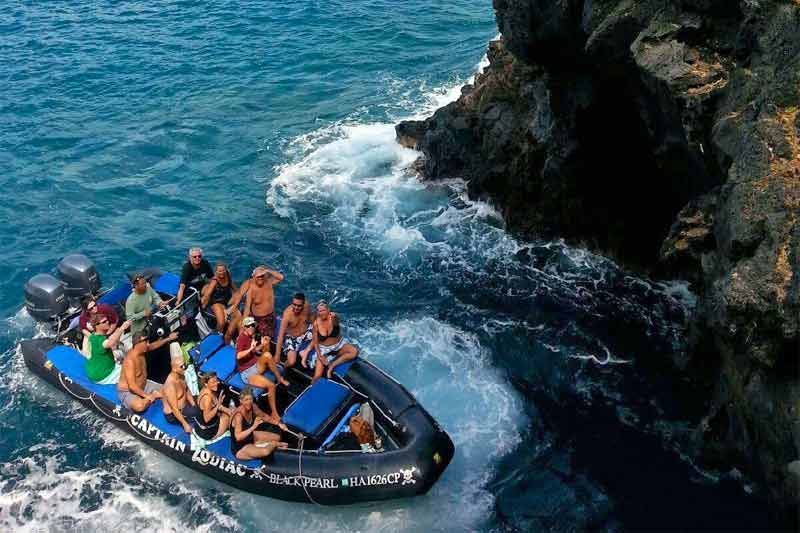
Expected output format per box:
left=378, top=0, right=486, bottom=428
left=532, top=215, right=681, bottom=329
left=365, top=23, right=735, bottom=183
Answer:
left=46, top=346, right=190, bottom=444
left=46, top=345, right=119, bottom=404
left=97, top=281, right=133, bottom=307
left=320, top=403, right=361, bottom=449
left=282, top=379, right=351, bottom=437
left=198, top=341, right=281, bottom=394
left=153, top=272, right=180, bottom=297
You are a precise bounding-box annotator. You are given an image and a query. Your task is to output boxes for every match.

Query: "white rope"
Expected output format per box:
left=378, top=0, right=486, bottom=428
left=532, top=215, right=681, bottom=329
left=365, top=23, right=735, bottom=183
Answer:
left=297, top=434, right=323, bottom=506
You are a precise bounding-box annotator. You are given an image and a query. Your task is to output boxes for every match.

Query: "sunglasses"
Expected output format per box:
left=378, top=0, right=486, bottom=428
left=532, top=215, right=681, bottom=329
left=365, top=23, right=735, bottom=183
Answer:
left=98, top=319, right=109, bottom=325
left=244, top=323, right=255, bottom=329
left=254, top=274, right=266, bottom=279
left=191, top=255, right=202, bottom=259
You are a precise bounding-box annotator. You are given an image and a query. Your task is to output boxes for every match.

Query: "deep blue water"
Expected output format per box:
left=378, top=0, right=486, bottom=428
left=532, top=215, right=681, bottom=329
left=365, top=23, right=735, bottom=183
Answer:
left=0, top=1, right=773, bottom=531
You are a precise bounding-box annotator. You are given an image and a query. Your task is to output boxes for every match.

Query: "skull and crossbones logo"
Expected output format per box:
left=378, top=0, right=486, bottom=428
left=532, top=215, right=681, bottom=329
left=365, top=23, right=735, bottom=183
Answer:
left=400, top=467, right=417, bottom=485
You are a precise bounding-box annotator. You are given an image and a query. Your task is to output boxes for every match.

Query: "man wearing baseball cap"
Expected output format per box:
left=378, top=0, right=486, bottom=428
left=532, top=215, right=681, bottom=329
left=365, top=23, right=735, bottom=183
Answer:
left=235, top=315, right=287, bottom=424
left=125, top=273, right=166, bottom=337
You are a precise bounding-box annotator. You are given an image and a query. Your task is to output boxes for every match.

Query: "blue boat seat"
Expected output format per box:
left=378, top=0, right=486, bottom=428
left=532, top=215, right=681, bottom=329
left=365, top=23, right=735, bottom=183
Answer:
left=46, top=345, right=119, bottom=404
left=320, top=403, right=361, bottom=450
left=97, top=281, right=133, bottom=307
left=282, top=379, right=352, bottom=438
left=198, top=339, right=282, bottom=396
left=152, top=272, right=180, bottom=297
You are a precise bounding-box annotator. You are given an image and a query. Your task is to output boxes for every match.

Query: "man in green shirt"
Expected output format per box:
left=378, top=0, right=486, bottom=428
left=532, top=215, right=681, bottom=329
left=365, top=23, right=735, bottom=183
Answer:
left=86, top=316, right=131, bottom=383
left=125, top=273, right=166, bottom=337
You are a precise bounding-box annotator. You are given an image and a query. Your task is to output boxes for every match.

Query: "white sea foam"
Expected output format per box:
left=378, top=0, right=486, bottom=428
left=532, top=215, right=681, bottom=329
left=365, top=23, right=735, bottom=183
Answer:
left=0, top=452, right=238, bottom=533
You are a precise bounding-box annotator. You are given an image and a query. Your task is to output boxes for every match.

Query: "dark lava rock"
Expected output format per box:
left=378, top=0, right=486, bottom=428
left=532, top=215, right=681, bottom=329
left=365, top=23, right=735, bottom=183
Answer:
left=396, top=0, right=800, bottom=522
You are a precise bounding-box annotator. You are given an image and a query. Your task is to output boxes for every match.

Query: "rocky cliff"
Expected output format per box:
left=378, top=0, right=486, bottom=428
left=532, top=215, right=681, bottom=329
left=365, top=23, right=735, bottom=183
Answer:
left=397, top=0, right=799, bottom=521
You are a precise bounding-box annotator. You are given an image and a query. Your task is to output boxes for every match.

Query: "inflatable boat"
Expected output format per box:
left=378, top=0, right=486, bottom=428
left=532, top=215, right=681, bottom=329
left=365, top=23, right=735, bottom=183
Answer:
left=19, top=255, right=454, bottom=504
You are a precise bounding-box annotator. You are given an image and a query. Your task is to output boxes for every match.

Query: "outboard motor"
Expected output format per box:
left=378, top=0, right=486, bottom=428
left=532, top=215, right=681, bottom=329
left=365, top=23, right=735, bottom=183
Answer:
left=24, top=274, right=68, bottom=323
left=57, top=254, right=100, bottom=298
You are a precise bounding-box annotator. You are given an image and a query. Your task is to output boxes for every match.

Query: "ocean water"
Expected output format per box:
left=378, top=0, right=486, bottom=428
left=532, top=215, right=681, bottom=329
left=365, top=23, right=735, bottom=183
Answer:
left=0, top=1, right=772, bottom=531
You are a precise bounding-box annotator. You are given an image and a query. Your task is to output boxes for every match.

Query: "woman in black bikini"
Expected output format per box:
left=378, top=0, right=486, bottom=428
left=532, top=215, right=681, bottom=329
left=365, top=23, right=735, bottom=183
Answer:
left=201, top=262, right=239, bottom=343
left=230, top=387, right=287, bottom=460
left=193, top=371, right=233, bottom=440
left=307, top=300, right=359, bottom=382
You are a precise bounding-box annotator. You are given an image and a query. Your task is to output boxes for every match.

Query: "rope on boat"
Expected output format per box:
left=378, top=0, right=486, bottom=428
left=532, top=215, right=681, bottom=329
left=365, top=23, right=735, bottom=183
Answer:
left=297, top=433, right=323, bottom=506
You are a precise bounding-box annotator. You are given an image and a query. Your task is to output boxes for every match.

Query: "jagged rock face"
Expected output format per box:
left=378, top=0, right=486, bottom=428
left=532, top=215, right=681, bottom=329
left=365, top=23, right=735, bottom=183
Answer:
left=397, top=0, right=799, bottom=519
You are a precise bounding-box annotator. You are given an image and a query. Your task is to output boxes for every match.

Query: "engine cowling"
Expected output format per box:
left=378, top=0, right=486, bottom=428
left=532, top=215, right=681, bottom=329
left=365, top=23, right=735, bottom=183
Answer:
left=57, top=254, right=100, bottom=298
left=24, top=274, right=68, bottom=322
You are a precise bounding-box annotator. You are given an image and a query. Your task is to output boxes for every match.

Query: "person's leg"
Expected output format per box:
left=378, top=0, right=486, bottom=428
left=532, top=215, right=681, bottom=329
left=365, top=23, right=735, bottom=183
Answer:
left=129, top=395, right=153, bottom=413
left=285, top=349, right=297, bottom=368
left=236, top=442, right=277, bottom=460
left=253, top=429, right=281, bottom=443
left=249, top=374, right=280, bottom=422
left=225, top=310, right=242, bottom=344
left=211, top=304, right=226, bottom=333
left=215, top=413, right=231, bottom=439
left=326, top=344, right=358, bottom=378
left=312, top=353, right=326, bottom=383
left=257, top=353, right=288, bottom=386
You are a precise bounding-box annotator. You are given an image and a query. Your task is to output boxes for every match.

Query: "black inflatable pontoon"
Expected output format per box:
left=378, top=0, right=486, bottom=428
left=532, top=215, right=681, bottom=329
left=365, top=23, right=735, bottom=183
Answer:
left=20, top=262, right=454, bottom=504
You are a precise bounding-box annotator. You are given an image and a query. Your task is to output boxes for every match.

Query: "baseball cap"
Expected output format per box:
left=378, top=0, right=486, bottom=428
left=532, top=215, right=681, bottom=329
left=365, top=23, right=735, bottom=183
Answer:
left=243, top=316, right=256, bottom=327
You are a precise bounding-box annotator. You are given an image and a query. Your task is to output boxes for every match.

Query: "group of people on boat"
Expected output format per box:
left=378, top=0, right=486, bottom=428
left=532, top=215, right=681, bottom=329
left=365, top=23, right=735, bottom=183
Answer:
left=76, top=247, right=361, bottom=460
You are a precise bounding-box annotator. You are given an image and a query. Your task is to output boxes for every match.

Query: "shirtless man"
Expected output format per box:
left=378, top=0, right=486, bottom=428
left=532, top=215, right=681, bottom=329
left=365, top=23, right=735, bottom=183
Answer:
left=117, top=331, right=178, bottom=413
left=162, top=352, right=200, bottom=434
left=243, top=265, right=284, bottom=341
left=274, top=292, right=312, bottom=368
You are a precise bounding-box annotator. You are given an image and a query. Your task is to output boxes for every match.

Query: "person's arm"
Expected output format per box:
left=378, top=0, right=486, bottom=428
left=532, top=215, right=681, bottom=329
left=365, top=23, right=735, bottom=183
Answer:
left=233, top=412, right=261, bottom=441
left=274, top=309, right=289, bottom=363
left=265, top=267, right=284, bottom=284
left=200, top=278, right=217, bottom=308
left=227, top=279, right=248, bottom=312
left=146, top=331, right=178, bottom=352
left=147, top=284, right=165, bottom=308
left=163, top=383, right=192, bottom=433
left=175, top=283, right=186, bottom=306
left=243, top=287, right=253, bottom=318
left=102, top=320, right=131, bottom=349
left=236, top=338, right=257, bottom=362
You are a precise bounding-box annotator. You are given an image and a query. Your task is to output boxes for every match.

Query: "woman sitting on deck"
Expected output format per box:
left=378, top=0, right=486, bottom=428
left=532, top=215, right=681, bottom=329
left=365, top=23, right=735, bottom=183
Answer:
left=231, top=387, right=287, bottom=461
left=193, top=371, right=233, bottom=440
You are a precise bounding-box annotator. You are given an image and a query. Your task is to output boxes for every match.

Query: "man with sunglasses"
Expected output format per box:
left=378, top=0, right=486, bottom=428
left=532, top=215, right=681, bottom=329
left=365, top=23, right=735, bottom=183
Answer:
left=85, top=315, right=132, bottom=384
left=243, top=265, right=284, bottom=341
left=274, top=292, right=312, bottom=368
left=78, top=295, right=118, bottom=335
left=162, top=350, right=201, bottom=434
left=236, top=316, right=287, bottom=424
left=175, top=247, right=214, bottom=307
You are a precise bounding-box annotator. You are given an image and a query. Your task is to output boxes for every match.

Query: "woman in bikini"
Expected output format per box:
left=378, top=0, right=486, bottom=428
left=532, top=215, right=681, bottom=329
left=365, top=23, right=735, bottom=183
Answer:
left=201, top=263, right=239, bottom=344
left=193, top=371, right=233, bottom=440
left=230, top=387, right=287, bottom=460
left=307, top=300, right=359, bottom=382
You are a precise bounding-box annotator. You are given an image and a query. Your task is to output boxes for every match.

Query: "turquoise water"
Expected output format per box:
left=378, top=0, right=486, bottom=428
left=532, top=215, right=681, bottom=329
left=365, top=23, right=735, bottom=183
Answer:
left=0, top=2, right=771, bottom=531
